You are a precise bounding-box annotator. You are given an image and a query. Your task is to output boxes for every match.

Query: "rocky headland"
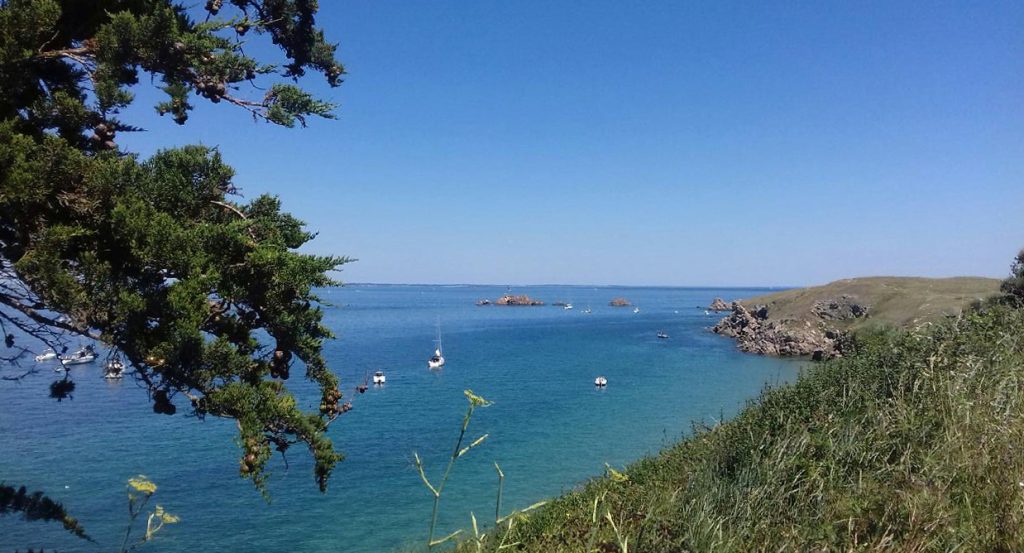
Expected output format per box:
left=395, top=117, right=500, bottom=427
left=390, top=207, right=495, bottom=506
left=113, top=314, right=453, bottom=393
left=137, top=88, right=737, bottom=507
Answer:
left=712, top=277, right=1001, bottom=359
left=712, top=301, right=851, bottom=359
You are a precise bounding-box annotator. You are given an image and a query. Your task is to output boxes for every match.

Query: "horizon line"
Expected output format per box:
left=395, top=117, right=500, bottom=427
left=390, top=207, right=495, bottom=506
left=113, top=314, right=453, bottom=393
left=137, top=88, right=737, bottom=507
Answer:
left=337, top=282, right=796, bottom=289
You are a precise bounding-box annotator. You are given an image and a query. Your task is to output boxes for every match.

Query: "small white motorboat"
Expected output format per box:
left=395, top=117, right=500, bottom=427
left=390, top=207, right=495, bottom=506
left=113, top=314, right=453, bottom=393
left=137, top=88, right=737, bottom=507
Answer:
left=594, top=376, right=607, bottom=387
left=633, top=307, right=640, bottom=314
left=35, top=349, right=58, bottom=362
left=657, top=331, right=669, bottom=339
left=704, top=310, right=710, bottom=316
left=372, top=371, right=386, bottom=385
left=564, top=303, right=574, bottom=310
left=61, top=346, right=96, bottom=365
left=583, top=307, right=592, bottom=314
left=103, top=360, right=125, bottom=379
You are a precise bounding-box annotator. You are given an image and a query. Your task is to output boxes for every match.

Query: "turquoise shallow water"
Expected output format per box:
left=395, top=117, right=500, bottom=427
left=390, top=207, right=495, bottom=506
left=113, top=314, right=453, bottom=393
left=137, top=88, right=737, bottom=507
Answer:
left=0, top=285, right=800, bottom=552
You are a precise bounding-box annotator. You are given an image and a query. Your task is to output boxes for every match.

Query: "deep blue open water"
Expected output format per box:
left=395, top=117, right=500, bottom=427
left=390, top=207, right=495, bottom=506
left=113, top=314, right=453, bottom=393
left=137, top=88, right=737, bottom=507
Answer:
left=0, top=285, right=800, bottom=552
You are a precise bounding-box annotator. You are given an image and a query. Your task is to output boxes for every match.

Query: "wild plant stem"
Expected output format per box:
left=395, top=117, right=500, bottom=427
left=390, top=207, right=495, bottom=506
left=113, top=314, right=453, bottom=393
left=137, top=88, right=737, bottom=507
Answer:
left=120, top=494, right=147, bottom=553
left=494, top=462, right=504, bottom=524
left=428, top=404, right=475, bottom=548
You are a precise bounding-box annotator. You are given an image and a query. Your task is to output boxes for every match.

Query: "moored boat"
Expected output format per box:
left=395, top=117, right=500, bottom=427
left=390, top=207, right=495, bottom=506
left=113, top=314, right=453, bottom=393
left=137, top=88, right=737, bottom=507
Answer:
left=428, top=318, right=445, bottom=369
left=594, top=376, right=607, bottom=387
left=103, top=360, right=125, bottom=379
left=372, top=371, right=386, bottom=385
left=61, top=345, right=96, bottom=365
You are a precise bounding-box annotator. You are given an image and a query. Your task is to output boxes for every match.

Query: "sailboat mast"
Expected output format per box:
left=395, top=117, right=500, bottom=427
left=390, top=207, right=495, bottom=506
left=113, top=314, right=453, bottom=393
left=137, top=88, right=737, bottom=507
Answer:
left=435, top=317, right=443, bottom=354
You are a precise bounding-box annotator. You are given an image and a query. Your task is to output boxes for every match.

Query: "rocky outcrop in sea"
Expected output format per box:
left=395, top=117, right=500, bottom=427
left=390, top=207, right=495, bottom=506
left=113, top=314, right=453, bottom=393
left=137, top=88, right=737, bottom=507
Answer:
left=495, top=294, right=544, bottom=306
left=708, top=297, right=731, bottom=311
left=712, top=302, right=848, bottom=360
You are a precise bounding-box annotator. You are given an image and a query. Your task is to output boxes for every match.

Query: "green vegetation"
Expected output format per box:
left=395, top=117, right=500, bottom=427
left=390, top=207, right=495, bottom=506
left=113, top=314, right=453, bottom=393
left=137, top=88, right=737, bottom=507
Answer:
left=741, top=276, right=1000, bottom=332
left=121, top=476, right=179, bottom=552
left=0, top=483, right=90, bottom=542
left=1001, top=250, right=1024, bottom=305
left=415, top=390, right=494, bottom=549
left=450, top=293, right=1023, bottom=551
left=0, top=1, right=349, bottom=493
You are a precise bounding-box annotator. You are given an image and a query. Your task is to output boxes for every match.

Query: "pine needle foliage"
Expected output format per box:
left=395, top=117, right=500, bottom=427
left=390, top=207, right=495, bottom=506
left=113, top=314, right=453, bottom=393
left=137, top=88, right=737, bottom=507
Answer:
left=1001, top=249, right=1024, bottom=306
left=0, top=0, right=351, bottom=493
left=0, top=483, right=91, bottom=542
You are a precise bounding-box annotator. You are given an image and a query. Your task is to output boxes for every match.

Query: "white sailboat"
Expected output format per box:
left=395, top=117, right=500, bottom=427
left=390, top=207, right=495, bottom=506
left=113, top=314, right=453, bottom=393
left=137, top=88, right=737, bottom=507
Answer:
left=428, top=319, right=445, bottom=369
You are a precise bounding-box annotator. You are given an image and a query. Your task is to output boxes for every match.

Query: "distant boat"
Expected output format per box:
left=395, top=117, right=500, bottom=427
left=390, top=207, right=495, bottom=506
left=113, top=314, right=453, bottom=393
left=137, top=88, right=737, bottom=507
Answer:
left=594, top=376, right=608, bottom=387
left=428, top=318, right=445, bottom=369
left=583, top=307, right=592, bottom=314
left=34, top=349, right=58, bottom=362
left=704, top=310, right=710, bottom=316
left=372, top=370, right=386, bottom=385
left=61, top=345, right=96, bottom=366
left=657, top=331, right=669, bottom=339
left=103, top=360, right=124, bottom=379
left=564, top=303, right=574, bottom=310
left=633, top=307, right=640, bottom=314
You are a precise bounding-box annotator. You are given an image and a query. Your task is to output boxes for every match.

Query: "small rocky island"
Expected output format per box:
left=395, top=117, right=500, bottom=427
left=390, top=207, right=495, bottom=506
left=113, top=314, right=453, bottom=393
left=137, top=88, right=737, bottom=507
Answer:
left=609, top=297, right=632, bottom=307
left=494, top=294, right=544, bottom=306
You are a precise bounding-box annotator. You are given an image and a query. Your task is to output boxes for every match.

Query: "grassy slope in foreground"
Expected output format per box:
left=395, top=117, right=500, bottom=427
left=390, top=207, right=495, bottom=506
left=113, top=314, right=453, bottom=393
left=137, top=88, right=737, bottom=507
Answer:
left=452, top=300, right=1024, bottom=552
left=741, top=276, right=1001, bottom=332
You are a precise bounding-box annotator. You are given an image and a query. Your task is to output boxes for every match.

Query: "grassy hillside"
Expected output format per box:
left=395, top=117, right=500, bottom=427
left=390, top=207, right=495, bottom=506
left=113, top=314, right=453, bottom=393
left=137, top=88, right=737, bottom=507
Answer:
left=448, top=299, right=1024, bottom=552
left=739, top=276, right=1000, bottom=332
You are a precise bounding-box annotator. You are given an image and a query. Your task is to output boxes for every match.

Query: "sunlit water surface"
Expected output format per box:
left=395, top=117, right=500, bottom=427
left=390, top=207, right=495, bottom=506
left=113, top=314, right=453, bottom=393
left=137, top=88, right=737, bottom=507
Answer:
left=1, top=285, right=801, bottom=552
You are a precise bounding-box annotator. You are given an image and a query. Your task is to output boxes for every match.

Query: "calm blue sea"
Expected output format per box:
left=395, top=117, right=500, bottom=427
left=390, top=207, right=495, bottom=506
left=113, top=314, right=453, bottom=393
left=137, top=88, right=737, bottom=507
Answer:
left=0, top=285, right=801, bottom=552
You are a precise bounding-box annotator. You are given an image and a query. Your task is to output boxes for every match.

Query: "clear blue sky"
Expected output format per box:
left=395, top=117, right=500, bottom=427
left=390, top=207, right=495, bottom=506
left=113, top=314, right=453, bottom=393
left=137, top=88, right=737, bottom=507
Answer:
left=120, top=1, right=1024, bottom=286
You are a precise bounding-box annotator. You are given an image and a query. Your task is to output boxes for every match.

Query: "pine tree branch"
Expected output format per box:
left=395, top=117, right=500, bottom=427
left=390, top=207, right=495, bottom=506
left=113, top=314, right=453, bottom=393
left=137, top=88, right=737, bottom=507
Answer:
left=0, top=294, right=100, bottom=341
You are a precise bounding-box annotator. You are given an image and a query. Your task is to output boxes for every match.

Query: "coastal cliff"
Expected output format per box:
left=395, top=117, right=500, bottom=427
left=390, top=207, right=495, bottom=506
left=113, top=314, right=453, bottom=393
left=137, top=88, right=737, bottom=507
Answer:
left=713, top=276, right=1001, bottom=358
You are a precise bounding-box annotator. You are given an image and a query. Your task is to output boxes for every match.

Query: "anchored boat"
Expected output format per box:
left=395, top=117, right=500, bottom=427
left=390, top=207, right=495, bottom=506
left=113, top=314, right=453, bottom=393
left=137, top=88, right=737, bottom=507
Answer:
left=428, top=318, right=445, bottom=369
left=103, top=360, right=125, bottom=379
left=61, top=345, right=96, bottom=366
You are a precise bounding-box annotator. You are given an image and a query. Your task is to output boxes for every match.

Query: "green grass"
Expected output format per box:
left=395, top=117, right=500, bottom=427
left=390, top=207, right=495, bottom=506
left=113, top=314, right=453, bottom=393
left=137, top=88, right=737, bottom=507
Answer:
left=739, top=276, right=1001, bottom=333
left=447, top=299, right=1024, bottom=552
